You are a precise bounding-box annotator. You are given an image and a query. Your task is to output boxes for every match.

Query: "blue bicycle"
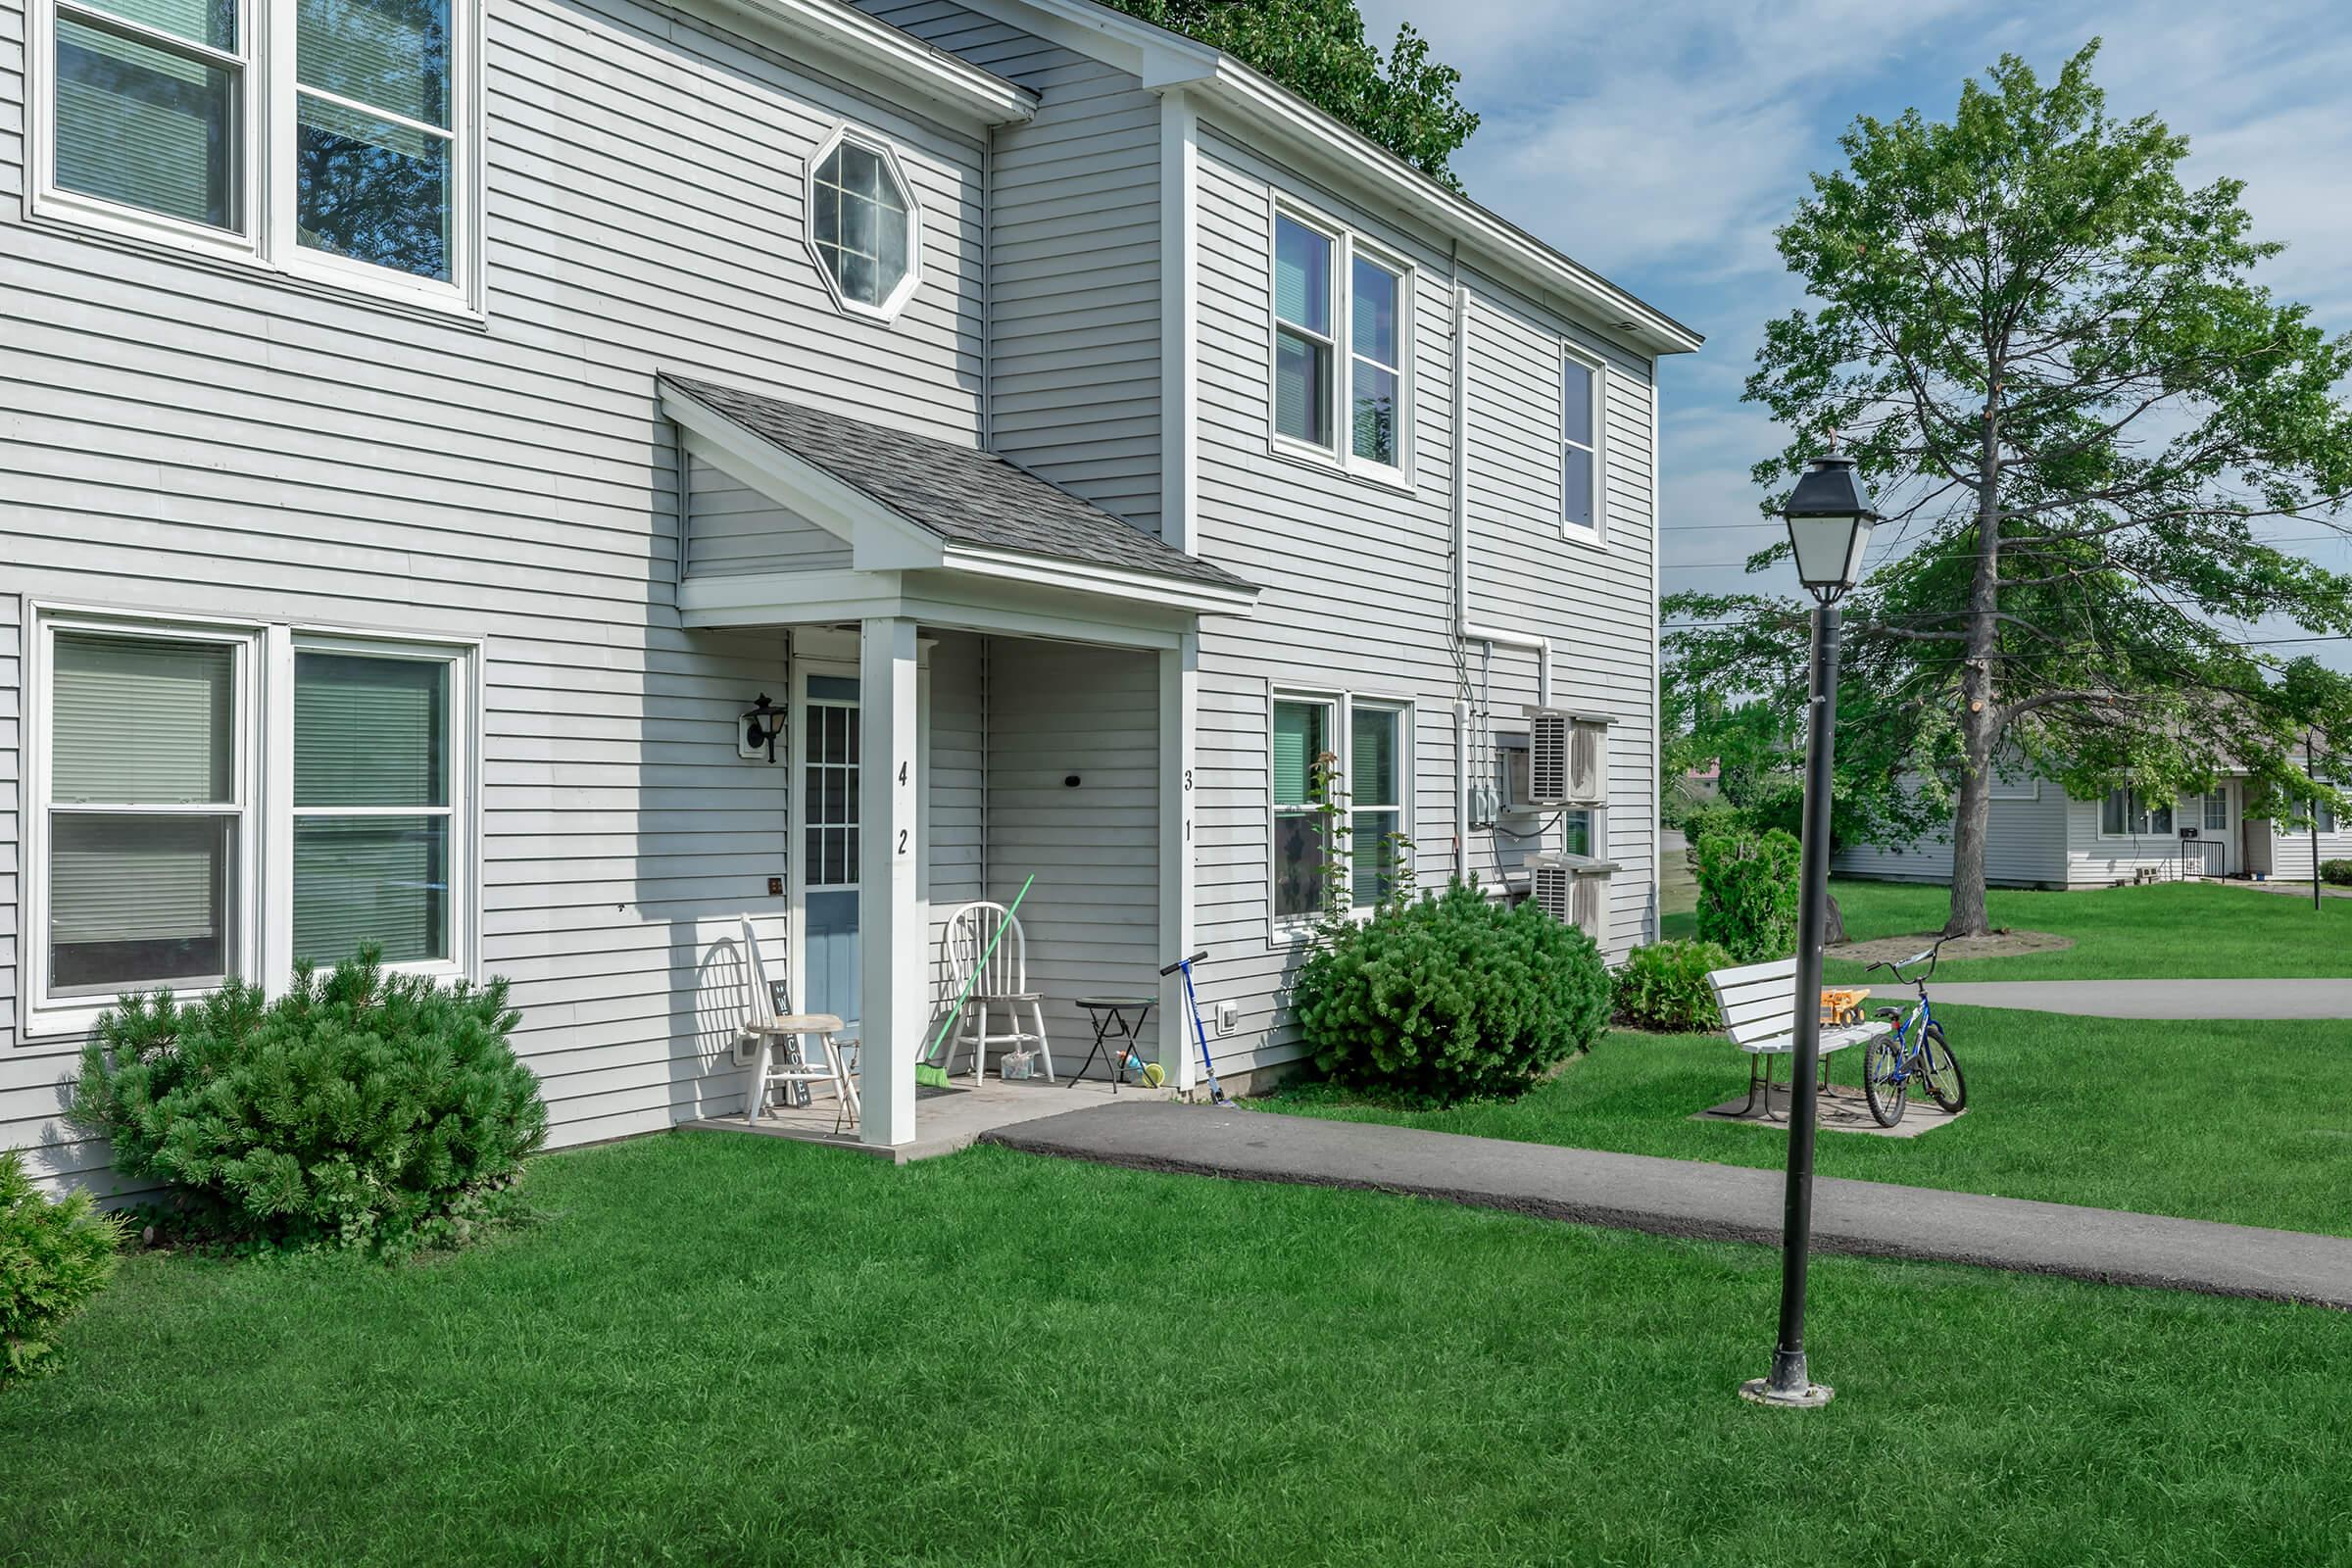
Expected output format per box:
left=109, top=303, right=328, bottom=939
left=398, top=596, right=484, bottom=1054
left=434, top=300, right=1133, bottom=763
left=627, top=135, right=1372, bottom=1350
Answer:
left=1861, top=937, right=1967, bottom=1127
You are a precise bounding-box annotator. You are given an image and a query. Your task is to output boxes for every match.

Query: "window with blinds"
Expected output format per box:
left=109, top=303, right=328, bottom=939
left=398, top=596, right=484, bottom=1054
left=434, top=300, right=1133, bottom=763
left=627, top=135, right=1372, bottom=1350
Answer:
left=37, top=0, right=474, bottom=303
left=292, top=651, right=453, bottom=965
left=45, top=629, right=243, bottom=997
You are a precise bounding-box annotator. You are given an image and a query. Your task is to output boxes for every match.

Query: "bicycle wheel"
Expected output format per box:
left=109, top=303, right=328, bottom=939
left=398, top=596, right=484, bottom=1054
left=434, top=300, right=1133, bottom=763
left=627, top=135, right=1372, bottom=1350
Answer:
left=1921, top=1021, right=1967, bottom=1113
left=1862, top=1036, right=1907, bottom=1127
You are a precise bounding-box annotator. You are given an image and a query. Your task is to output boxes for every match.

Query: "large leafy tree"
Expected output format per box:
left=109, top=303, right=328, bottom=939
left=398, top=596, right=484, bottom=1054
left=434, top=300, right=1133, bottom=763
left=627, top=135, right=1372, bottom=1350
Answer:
left=1100, top=0, right=1478, bottom=190
left=1669, top=42, right=2352, bottom=936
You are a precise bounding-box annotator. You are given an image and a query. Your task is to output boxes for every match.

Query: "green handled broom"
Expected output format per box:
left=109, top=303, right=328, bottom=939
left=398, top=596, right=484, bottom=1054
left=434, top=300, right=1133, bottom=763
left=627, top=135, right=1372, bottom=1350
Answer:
left=915, top=873, right=1036, bottom=1089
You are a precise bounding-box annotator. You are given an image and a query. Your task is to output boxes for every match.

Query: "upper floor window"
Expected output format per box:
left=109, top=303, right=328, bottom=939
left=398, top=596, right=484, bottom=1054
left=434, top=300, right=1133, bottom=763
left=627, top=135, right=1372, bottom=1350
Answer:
left=1270, top=207, right=1411, bottom=481
left=1562, top=347, right=1604, bottom=541
left=808, top=127, right=919, bottom=320
left=34, top=0, right=476, bottom=309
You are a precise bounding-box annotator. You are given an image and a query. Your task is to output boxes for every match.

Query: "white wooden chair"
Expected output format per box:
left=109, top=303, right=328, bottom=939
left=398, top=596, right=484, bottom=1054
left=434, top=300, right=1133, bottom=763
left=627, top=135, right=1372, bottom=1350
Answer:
left=1705, top=956, right=1891, bottom=1121
left=935, top=901, right=1054, bottom=1085
left=738, top=915, right=858, bottom=1133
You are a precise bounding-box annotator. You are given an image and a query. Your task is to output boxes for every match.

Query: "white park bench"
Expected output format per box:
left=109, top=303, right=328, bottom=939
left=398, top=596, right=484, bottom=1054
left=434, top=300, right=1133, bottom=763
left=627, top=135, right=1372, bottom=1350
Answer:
left=1706, top=956, right=1893, bottom=1121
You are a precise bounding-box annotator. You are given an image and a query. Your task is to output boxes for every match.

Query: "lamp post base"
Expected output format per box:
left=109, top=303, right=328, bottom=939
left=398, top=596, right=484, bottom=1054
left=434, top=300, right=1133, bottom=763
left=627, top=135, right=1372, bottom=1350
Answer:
left=1739, top=1376, right=1835, bottom=1408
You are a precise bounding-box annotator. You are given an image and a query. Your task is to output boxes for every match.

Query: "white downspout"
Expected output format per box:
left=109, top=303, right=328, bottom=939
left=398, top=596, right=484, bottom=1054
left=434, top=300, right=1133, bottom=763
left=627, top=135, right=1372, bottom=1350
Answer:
left=1451, top=277, right=1554, bottom=882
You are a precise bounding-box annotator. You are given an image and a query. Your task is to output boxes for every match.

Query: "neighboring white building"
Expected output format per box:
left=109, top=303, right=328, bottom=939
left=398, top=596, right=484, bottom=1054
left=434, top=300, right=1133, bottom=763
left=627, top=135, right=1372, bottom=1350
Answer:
left=1, top=0, right=1698, bottom=1178
left=1835, top=772, right=2349, bottom=887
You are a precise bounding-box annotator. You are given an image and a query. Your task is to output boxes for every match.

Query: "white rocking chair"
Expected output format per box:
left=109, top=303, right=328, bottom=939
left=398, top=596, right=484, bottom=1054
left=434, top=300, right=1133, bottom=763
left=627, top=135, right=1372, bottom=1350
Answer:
left=935, top=901, right=1054, bottom=1085
left=738, top=915, right=858, bottom=1133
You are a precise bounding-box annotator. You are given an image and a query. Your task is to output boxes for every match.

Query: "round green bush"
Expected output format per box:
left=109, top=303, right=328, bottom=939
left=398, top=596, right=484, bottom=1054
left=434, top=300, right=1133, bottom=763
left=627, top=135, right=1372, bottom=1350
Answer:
left=1296, top=880, right=1611, bottom=1103
left=2321, top=858, right=2352, bottom=888
left=1692, top=828, right=1801, bottom=962
left=1, top=1151, right=125, bottom=1387
left=1613, top=939, right=1735, bottom=1032
left=71, top=948, right=548, bottom=1254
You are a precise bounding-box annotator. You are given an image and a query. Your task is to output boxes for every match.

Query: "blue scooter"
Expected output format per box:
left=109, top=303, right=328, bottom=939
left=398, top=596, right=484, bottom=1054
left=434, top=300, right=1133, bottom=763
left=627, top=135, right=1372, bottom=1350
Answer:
left=1157, top=950, right=1232, bottom=1107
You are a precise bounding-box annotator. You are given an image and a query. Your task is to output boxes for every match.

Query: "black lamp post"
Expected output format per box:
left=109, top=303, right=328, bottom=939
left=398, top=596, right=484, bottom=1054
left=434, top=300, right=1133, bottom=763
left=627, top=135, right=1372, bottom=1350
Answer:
left=1740, top=451, right=1880, bottom=1410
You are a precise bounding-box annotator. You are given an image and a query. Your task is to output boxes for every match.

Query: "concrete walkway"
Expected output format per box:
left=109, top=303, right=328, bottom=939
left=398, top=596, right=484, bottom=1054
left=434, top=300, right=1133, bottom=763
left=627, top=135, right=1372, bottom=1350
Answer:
left=986, top=1102, right=2352, bottom=1309
left=1867, top=977, right=2352, bottom=1019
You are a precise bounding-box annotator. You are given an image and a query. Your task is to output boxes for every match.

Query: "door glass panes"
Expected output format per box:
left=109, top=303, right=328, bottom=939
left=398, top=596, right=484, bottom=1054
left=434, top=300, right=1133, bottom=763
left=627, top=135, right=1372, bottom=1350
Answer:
left=801, top=678, right=861, bottom=1026
left=294, top=0, right=455, bottom=279
left=1349, top=706, right=1400, bottom=906
left=2204, top=792, right=2229, bottom=831
left=46, top=630, right=242, bottom=996
left=1350, top=256, right=1401, bottom=466
left=1564, top=358, right=1597, bottom=531
left=812, top=138, right=912, bottom=309
left=291, top=652, right=453, bottom=964
left=53, top=8, right=241, bottom=230
left=1272, top=699, right=1329, bottom=918
left=1273, top=216, right=1334, bottom=447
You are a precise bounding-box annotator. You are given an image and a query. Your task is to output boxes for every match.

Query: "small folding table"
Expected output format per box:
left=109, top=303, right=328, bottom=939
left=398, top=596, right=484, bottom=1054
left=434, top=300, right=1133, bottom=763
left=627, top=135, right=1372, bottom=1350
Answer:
left=1070, top=996, right=1156, bottom=1091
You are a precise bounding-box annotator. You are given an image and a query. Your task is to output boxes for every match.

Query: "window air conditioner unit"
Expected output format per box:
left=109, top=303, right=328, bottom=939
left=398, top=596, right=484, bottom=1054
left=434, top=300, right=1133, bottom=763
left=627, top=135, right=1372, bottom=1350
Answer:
left=1523, top=707, right=1610, bottom=808
left=1530, top=853, right=1618, bottom=942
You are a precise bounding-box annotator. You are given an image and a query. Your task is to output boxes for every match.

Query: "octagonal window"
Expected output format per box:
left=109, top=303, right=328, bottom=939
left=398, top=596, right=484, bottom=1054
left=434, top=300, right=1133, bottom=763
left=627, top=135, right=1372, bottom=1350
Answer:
left=809, top=132, right=915, bottom=317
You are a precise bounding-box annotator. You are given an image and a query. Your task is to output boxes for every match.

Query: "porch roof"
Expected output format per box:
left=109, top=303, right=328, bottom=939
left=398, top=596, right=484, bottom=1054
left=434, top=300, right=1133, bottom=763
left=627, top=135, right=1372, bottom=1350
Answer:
left=661, top=374, right=1252, bottom=594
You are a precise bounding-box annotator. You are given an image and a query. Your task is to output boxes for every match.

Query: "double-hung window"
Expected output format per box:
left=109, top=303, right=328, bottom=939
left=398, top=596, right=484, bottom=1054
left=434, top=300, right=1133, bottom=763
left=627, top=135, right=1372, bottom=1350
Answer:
left=2099, top=788, right=2174, bottom=836
left=35, top=0, right=476, bottom=306
left=1271, top=207, right=1411, bottom=480
left=1562, top=347, right=1604, bottom=540
left=1271, top=692, right=1412, bottom=928
left=40, top=623, right=254, bottom=1002
left=24, top=608, right=474, bottom=1038
left=2202, top=791, right=2229, bottom=832
left=293, top=647, right=457, bottom=965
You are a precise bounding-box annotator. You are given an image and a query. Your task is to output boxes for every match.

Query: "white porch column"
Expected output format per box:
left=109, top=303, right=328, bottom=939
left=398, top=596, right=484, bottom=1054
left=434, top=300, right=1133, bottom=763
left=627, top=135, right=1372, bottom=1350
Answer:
left=860, top=615, right=922, bottom=1147
left=1158, top=629, right=1200, bottom=1089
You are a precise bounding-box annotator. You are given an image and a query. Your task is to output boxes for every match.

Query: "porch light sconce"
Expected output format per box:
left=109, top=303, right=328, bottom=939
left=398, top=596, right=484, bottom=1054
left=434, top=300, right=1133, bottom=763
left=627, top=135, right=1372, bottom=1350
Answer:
left=741, top=695, right=782, bottom=763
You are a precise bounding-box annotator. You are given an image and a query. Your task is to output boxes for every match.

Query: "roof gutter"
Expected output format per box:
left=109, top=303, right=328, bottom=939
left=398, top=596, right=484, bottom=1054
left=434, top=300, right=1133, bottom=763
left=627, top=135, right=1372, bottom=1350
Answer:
left=698, top=0, right=1038, bottom=124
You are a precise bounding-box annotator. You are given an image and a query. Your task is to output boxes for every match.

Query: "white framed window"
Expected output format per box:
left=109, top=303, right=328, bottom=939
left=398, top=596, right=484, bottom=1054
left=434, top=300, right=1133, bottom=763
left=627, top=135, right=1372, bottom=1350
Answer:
left=28, top=0, right=482, bottom=313
left=1270, top=689, right=1414, bottom=931
left=290, top=638, right=469, bottom=970
left=1561, top=344, right=1604, bottom=541
left=806, top=125, right=920, bottom=321
left=27, top=613, right=263, bottom=1022
left=2202, top=790, right=2229, bottom=832
left=2099, top=788, right=2174, bottom=837
left=1269, top=201, right=1412, bottom=481
left=22, top=604, right=476, bottom=1041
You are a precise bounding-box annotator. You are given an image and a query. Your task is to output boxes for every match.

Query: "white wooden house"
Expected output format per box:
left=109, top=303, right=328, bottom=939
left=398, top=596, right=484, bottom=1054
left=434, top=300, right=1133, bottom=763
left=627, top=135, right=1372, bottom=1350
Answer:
left=1834, top=770, right=2350, bottom=887
left=0, top=0, right=1697, bottom=1172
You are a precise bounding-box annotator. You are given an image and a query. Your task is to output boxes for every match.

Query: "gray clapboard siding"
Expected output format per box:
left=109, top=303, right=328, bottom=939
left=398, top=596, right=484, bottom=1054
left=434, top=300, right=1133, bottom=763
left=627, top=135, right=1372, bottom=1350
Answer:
left=983, top=640, right=1158, bottom=1074
left=925, top=631, right=989, bottom=1009
left=1184, top=126, right=1659, bottom=1074
left=0, top=593, right=16, bottom=1059
left=1833, top=777, right=2069, bottom=887
left=0, top=0, right=988, bottom=1177
left=685, top=456, right=854, bottom=575
left=849, top=0, right=1163, bottom=533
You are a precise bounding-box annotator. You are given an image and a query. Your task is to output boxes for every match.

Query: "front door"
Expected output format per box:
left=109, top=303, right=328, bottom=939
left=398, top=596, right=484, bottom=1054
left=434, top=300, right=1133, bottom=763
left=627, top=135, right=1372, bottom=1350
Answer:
left=793, top=663, right=860, bottom=1033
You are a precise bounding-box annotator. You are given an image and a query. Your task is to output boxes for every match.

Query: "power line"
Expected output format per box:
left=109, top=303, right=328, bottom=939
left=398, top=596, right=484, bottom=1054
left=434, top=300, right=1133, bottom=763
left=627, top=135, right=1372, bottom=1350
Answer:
left=1662, top=530, right=2352, bottom=571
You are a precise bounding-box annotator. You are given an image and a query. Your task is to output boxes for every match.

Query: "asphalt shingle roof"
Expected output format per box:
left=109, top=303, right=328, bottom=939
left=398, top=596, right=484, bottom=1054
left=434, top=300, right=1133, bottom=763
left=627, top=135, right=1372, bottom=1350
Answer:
left=663, top=374, right=1251, bottom=592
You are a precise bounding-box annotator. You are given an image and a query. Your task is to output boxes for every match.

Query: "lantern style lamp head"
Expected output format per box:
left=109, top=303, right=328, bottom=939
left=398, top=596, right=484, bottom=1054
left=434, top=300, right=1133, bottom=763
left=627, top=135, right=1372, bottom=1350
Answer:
left=1782, top=452, right=1881, bottom=603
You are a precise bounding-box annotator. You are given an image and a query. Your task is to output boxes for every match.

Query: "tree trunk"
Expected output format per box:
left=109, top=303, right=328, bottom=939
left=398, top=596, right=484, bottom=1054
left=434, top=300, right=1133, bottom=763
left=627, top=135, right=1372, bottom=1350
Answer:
left=1945, top=378, right=2007, bottom=939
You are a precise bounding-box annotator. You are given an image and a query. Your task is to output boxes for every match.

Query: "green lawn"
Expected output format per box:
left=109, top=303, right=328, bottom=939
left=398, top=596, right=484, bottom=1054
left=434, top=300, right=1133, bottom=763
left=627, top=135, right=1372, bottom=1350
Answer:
left=1661, top=877, right=2352, bottom=980
left=1265, top=1007, right=2352, bottom=1237
left=5, top=1132, right=2349, bottom=1566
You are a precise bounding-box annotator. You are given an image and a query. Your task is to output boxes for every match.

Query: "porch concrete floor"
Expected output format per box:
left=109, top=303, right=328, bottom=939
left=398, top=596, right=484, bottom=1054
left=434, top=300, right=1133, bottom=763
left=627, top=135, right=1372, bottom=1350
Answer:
left=680, top=1074, right=1181, bottom=1165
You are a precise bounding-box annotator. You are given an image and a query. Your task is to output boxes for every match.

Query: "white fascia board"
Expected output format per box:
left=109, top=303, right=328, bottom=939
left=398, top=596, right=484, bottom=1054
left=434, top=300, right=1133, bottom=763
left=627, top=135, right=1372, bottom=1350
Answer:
left=965, top=0, right=1698, bottom=356
left=680, top=568, right=906, bottom=627
left=939, top=544, right=1260, bottom=617
left=688, top=0, right=1037, bottom=124
left=662, top=383, right=947, bottom=572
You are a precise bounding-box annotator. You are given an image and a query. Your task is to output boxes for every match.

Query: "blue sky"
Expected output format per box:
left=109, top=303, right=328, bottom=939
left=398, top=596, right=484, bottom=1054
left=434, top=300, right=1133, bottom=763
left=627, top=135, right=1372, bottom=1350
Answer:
left=1358, top=0, right=2352, bottom=666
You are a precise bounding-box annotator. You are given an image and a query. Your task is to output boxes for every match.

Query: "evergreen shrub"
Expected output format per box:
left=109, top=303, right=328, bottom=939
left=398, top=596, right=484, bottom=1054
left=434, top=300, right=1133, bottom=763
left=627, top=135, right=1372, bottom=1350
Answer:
left=72, top=948, right=547, bottom=1254
left=1297, top=881, right=1610, bottom=1103
left=2321, top=859, right=2352, bottom=887
left=1613, top=940, right=1735, bottom=1032
left=1693, top=829, right=1802, bottom=962
left=1, top=1151, right=124, bottom=1388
